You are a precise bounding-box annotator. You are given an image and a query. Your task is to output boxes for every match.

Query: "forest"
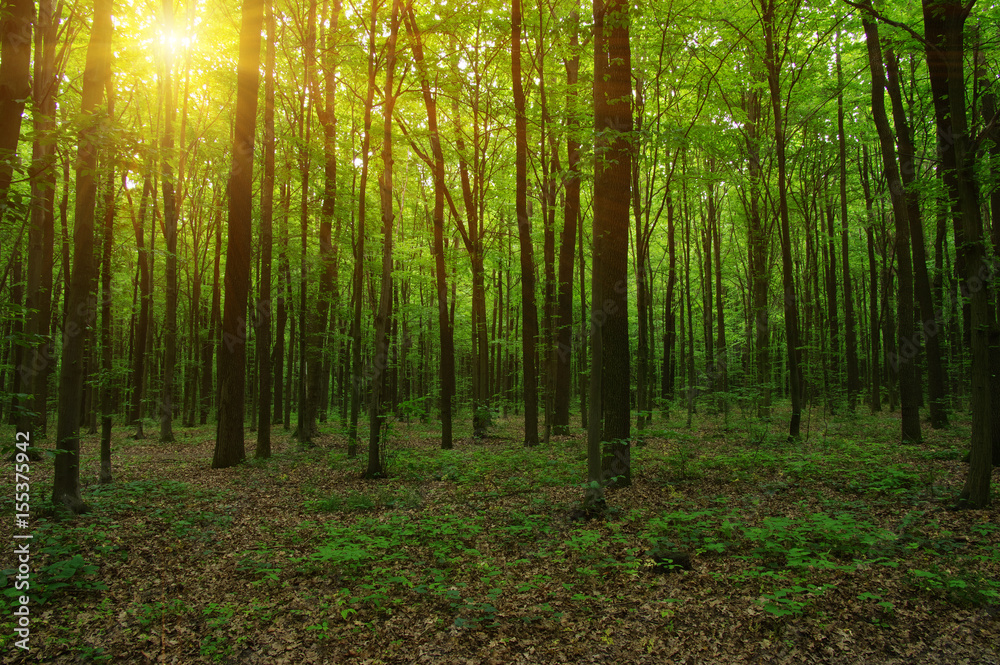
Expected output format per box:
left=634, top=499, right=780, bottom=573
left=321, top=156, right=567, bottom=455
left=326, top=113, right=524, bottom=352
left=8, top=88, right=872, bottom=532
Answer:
left=1, top=0, right=999, bottom=661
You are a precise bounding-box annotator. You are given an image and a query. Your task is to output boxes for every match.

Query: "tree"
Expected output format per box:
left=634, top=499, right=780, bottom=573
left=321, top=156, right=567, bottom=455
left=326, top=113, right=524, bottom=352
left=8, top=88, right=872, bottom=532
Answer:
left=860, top=10, right=921, bottom=444
left=365, top=0, right=402, bottom=479
left=53, top=0, right=114, bottom=513
left=552, top=4, right=581, bottom=437
left=256, top=0, right=276, bottom=459
left=919, top=0, right=991, bottom=506
left=512, top=0, right=540, bottom=447
left=586, top=0, right=632, bottom=511
left=0, top=0, right=31, bottom=222
left=404, top=4, right=455, bottom=449
left=159, top=0, right=179, bottom=444
left=213, top=0, right=265, bottom=469
left=760, top=0, right=804, bottom=440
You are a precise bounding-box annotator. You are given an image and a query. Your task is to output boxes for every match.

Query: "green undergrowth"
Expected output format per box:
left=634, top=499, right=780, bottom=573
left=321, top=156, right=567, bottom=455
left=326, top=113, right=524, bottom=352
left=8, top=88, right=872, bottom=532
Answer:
left=1, top=413, right=992, bottom=659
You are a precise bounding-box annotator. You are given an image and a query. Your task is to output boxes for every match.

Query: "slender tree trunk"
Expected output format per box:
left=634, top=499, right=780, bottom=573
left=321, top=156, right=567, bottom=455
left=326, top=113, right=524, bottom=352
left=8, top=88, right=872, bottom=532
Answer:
left=554, top=9, right=581, bottom=436
left=18, top=0, right=59, bottom=443
left=862, top=13, right=921, bottom=443
left=213, top=0, right=264, bottom=468
left=273, top=183, right=289, bottom=425
left=404, top=5, right=454, bottom=448
left=256, top=0, right=276, bottom=458
left=512, top=0, right=539, bottom=446
left=99, top=86, right=115, bottom=484
left=885, top=43, right=949, bottom=428
left=159, top=0, right=179, bottom=443
left=365, top=0, right=401, bottom=478
left=53, top=0, right=113, bottom=513
left=761, top=0, right=803, bottom=439
left=348, top=0, right=378, bottom=458
left=745, top=84, right=770, bottom=419
left=837, top=47, right=860, bottom=411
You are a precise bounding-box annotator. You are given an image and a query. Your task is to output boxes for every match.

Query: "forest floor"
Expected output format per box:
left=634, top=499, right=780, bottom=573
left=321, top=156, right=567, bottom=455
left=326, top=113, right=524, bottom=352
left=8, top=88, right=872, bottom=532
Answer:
left=2, top=405, right=999, bottom=664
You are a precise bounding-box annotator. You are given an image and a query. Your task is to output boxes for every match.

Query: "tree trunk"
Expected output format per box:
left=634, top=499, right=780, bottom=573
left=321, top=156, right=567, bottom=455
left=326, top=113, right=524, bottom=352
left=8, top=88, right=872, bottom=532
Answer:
left=347, top=0, right=378, bottom=458
left=0, top=0, right=32, bottom=222
left=99, top=86, right=115, bottom=484
left=862, top=14, right=921, bottom=443
left=553, top=10, right=581, bottom=436
left=885, top=43, right=949, bottom=429
left=53, top=0, right=113, bottom=513
left=365, top=0, right=401, bottom=479
left=593, top=0, right=631, bottom=489
left=213, top=0, right=264, bottom=469
left=17, top=0, right=59, bottom=442
left=256, top=0, right=276, bottom=458
left=761, top=0, right=803, bottom=440
left=919, top=0, right=991, bottom=505
left=159, top=0, right=179, bottom=444
left=836, top=47, right=860, bottom=411
left=512, top=0, right=539, bottom=447
left=404, top=5, right=454, bottom=449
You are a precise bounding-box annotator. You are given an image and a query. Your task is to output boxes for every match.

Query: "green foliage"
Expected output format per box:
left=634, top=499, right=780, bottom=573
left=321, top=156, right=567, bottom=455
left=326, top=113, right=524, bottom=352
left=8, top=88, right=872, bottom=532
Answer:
left=2, top=533, right=107, bottom=606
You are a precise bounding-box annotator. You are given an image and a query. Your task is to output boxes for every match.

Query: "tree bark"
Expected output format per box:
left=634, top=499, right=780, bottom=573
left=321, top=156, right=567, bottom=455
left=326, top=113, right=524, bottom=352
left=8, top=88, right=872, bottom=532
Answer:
left=862, top=13, right=921, bottom=443
left=213, top=0, right=264, bottom=468
left=553, top=9, right=581, bottom=436
left=256, top=0, right=276, bottom=458
left=885, top=44, right=949, bottom=429
left=159, top=0, right=179, bottom=444
left=99, top=85, right=115, bottom=484
left=836, top=47, right=860, bottom=411
left=53, top=0, right=113, bottom=513
left=404, top=5, right=455, bottom=449
left=347, top=0, right=378, bottom=458
left=761, top=0, right=803, bottom=439
left=365, top=0, right=402, bottom=479
left=512, top=0, right=539, bottom=447
left=919, top=0, right=991, bottom=505
left=18, top=0, right=60, bottom=442
left=592, top=0, right=631, bottom=489
left=0, top=0, right=32, bottom=222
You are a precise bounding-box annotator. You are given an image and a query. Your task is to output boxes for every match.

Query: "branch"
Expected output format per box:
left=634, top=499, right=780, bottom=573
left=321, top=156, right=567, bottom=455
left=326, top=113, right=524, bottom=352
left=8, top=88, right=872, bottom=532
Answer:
left=841, top=0, right=932, bottom=49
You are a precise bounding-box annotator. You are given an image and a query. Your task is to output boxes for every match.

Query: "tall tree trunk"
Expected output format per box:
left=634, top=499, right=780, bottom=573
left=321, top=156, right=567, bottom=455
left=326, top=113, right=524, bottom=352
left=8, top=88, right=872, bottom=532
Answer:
left=273, top=183, right=289, bottom=425
left=512, top=0, right=539, bottom=447
left=862, top=13, right=921, bottom=443
left=213, top=0, right=264, bottom=468
left=365, top=0, right=401, bottom=479
left=861, top=147, right=881, bottom=412
left=404, top=5, right=454, bottom=449
left=593, top=0, right=631, bottom=488
left=920, top=0, right=990, bottom=505
left=128, top=174, right=154, bottom=436
left=745, top=83, right=770, bottom=419
left=761, top=0, right=803, bottom=439
left=553, top=8, right=581, bottom=436
left=99, top=85, right=115, bottom=484
left=53, top=0, right=113, bottom=513
left=202, top=206, right=221, bottom=425
left=837, top=46, right=860, bottom=411
left=18, top=0, right=60, bottom=442
left=256, top=0, right=276, bottom=458
left=159, top=0, right=179, bottom=443
left=885, top=43, right=949, bottom=428
left=347, top=0, right=378, bottom=458
left=0, top=0, right=32, bottom=222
